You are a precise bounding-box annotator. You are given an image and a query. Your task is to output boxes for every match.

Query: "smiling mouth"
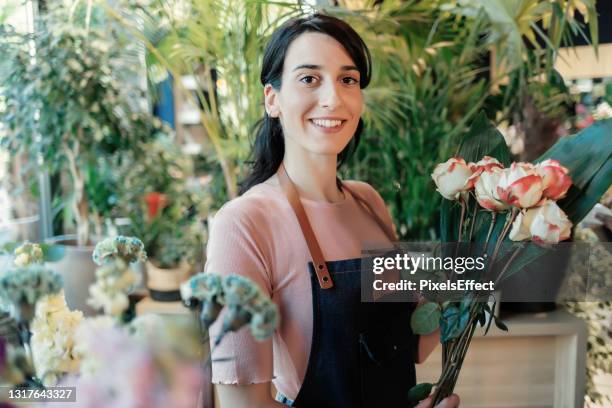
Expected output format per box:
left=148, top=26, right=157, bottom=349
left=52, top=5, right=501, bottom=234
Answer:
left=309, top=119, right=346, bottom=129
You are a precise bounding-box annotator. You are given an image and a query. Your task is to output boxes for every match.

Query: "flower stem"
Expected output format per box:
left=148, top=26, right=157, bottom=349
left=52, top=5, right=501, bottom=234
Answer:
left=484, top=212, right=497, bottom=254
left=494, top=243, right=525, bottom=286
left=487, top=208, right=518, bottom=278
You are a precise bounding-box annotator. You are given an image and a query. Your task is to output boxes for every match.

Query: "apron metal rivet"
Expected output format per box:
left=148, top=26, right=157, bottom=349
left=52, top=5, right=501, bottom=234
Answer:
left=318, top=264, right=324, bottom=270
left=322, top=276, right=329, bottom=282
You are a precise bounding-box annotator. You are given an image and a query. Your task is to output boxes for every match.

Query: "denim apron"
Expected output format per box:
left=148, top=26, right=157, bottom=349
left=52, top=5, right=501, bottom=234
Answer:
left=276, top=164, right=419, bottom=408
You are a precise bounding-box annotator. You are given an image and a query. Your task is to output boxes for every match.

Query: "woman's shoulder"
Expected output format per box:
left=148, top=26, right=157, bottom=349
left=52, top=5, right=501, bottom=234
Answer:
left=211, top=183, right=285, bottom=230
left=342, top=180, right=385, bottom=203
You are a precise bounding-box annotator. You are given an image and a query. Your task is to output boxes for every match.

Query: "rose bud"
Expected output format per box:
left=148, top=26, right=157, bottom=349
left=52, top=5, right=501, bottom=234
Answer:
left=431, top=157, right=473, bottom=200
left=474, top=167, right=509, bottom=211
left=469, top=156, right=504, bottom=174
left=497, top=162, right=545, bottom=208
left=536, top=159, right=572, bottom=200
left=509, top=200, right=572, bottom=244
left=467, top=156, right=505, bottom=188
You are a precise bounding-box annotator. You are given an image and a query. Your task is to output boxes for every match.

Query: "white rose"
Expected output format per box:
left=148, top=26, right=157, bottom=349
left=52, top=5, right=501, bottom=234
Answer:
left=497, top=162, right=544, bottom=208
left=469, top=155, right=504, bottom=174
left=474, top=167, right=509, bottom=211
left=536, top=159, right=572, bottom=200
left=431, top=157, right=473, bottom=200
left=509, top=200, right=572, bottom=243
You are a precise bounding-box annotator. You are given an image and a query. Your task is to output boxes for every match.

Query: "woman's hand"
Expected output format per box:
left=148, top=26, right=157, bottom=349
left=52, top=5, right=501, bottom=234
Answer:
left=415, top=394, right=460, bottom=408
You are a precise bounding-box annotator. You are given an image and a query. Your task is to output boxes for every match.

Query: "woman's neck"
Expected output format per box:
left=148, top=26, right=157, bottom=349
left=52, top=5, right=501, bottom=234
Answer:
left=282, top=148, right=343, bottom=203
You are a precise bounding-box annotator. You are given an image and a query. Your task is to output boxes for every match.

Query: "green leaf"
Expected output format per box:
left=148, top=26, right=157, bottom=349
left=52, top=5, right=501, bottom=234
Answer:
left=441, top=112, right=512, bottom=245
left=494, top=317, right=508, bottom=332
left=502, top=120, right=612, bottom=281
left=440, top=305, right=470, bottom=342
left=538, top=119, right=612, bottom=192
left=410, top=302, right=441, bottom=335
left=408, top=382, right=433, bottom=403
left=457, top=111, right=512, bottom=166
left=477, top=311, right=486, bottom=327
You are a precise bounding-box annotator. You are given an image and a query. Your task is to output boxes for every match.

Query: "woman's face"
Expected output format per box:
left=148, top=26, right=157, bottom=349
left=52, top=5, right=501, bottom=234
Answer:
left=264, top=32, right=364, bottom=157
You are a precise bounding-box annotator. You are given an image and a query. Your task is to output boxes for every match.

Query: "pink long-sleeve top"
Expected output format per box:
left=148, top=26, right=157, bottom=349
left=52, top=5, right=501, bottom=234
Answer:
left=205, top=179, right=396, bottom=401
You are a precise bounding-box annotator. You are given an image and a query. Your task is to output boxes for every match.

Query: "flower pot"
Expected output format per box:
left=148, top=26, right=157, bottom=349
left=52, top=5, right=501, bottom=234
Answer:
left=146, top=260, right=194, bottom=302
left=44, top=235, right=99, bottom=316
left=0, top=214, right=40, bottom=245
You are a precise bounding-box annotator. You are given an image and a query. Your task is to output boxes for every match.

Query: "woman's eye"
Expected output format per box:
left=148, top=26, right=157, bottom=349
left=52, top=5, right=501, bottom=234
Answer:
left=299, top=75, right=318, bottom=84
left=342, top=76, right=359, bottom=85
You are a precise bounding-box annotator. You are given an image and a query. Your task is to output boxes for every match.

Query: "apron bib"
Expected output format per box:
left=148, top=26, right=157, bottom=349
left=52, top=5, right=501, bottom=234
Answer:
left=276, top=164, right=419, bottom=408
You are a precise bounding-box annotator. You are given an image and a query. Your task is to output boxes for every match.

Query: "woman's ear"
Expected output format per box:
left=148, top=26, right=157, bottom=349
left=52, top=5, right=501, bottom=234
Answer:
left=264, top=84, right=280, bottom=118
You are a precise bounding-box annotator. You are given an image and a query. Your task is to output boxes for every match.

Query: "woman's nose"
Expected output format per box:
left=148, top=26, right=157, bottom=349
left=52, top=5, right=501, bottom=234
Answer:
left=319, top=82, right=342, bottom=110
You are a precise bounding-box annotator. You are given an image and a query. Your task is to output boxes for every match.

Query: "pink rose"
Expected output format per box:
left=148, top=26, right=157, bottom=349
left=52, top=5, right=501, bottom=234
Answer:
left=509, top=200, right=572, bottom=244
left=497, top=162, right=544, bottom=208
left=536, top=159, right=572, bottom=200
left=431, top=157, right=473, bottom=200
left=474, top=167, right=509, bottom=211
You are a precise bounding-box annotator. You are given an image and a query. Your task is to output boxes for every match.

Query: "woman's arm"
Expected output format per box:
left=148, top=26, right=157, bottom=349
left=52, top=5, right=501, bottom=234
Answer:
left=216, top=383, right=287, bottom=408
left=417, top=328, right=440, bottom=363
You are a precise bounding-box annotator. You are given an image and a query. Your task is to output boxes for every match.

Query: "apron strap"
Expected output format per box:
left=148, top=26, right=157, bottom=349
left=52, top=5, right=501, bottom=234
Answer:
left=278, top=163, right=334, bottom=289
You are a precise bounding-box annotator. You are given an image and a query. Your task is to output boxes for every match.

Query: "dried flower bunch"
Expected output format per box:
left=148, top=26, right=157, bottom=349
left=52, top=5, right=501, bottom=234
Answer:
left=88, top=236, right=147, bottom=317
left=181, top=274, right=279, bottom=343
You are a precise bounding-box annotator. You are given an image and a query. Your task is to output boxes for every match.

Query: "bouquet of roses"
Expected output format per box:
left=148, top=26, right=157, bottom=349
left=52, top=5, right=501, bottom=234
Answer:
left=408, top=113, right=612, bottom=405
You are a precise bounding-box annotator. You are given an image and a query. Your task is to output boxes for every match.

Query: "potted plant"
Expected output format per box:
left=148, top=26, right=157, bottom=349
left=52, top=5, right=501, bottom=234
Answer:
left=0, top=6, right=156, bottom=312
left=119, top=134, right=209, bottom=302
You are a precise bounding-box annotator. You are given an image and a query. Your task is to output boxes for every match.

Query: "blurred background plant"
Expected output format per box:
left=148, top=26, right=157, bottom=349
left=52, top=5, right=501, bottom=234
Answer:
left=0, top=2, right=156, bottom=246
left=117, top=132, right=211, bottom=270
left=335, top=0, right=598, bottom=239
left=106, top=0, right=598, bottom=240
left=0, top=238, right=278, bottom=407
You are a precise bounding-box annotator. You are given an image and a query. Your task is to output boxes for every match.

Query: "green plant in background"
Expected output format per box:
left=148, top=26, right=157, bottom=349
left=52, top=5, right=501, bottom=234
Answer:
left=0, top=4, right=158, bottom=246
left=105, top=0, right=306, bottom=201
left=118, top=133, right=210, bottom=269
left=335, top=0, right=598, bottom=239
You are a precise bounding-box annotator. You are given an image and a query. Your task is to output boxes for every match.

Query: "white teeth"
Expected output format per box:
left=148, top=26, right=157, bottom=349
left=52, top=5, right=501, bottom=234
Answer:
left=312, top=119, right=342, bottom=128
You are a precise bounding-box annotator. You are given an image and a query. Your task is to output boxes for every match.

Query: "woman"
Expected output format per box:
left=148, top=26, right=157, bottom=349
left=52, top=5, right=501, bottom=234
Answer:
left=205, top=13, right=459, bottom=408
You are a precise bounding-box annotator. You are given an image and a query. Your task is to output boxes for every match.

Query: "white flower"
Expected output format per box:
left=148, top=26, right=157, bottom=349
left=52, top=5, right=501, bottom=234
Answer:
left=87, top=283, right=129, bottom=317
left=14, top=253, right=31, bottom=267
left=535, top=159, right=572, bottom=200
left=30, top=291, right=83, bottom=385
left=509, top=200, right=572, bottom=244
left=468, top=156, right=504, bottom=175
left=497, top=162, right=544, bottom=208
left=474, top=167, right=509, bottom=211
left=431, top=157, right=473, bottom=200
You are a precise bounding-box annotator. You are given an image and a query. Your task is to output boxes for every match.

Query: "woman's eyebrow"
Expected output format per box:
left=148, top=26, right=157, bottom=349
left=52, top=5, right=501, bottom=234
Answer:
left=292, top=64, right=359, bottom=72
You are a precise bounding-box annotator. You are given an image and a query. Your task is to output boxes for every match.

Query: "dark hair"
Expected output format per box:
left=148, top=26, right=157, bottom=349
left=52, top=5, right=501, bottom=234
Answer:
left=238, top=13, right=372, bottom=195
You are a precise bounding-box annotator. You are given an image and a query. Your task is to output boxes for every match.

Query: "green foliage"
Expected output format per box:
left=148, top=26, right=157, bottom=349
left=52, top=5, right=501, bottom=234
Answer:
left=440, top=305, right=470, bottom=342
left=407, top=382, right=433, bottom=404
left=118, top=134, right=210, bottom=268
left=410, top=302, right=441, bottom=335
left=502, top=119, right=612, bottom=279
left=109, top=0, right=598, bottom=240
left=340, top=0, right=597, bottom=239
left=0, top=4, right=161, bottom=245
